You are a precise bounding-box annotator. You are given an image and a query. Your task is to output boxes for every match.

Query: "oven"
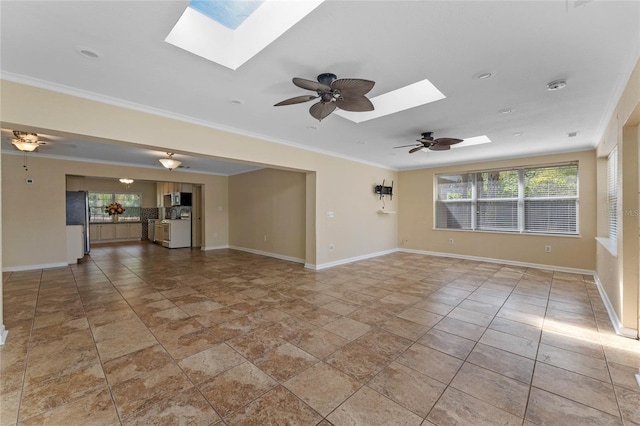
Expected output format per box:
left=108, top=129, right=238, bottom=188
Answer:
left=160, top=219, right=191, bottom=248
left=161, top=220, right=171, bottom=247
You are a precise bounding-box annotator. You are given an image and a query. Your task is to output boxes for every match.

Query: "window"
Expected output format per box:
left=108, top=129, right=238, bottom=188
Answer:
left=436, top=163, right=578, bottom=235
left=607, top=147, right=618, bottom=241
left=89, top=192, right=142, bottom=223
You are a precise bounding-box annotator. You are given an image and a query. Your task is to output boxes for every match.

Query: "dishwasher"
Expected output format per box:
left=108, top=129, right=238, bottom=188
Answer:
left=148, top=219, right=158, bottom=242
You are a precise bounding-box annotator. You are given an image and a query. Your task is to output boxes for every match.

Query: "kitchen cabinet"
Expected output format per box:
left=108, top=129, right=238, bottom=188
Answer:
left=89, top=224, right=116, bottom=242
left=115, top=223, right=142, bottom=239
left=157, top=182, right=193, bottom=206
left=89, top=223, right=141, bottom=242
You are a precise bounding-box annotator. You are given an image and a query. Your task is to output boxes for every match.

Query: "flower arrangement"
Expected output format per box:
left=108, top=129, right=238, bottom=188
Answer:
left=105, top=202, right=125, bottom=216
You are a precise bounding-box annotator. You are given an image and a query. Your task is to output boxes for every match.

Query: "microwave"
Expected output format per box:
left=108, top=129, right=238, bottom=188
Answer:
left=170, top=192, right=192, bottom=206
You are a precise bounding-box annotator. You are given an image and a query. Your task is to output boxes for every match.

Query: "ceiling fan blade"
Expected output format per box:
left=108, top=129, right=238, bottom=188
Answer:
left=336, top=96, right=374, bottom=112
left=429, top=144, right=451, bottom=151
left=274, top=95, right=318, bottom=106
left=293, top=77, right=331, bottom=92
left=309, top=102, right=337, bottom=121
left=434, top=138, right=464, bottom=146
left=409, top=146, right=424, bottom=154
left=331, top=79, right=375, bottom=96
left=394, top=144, right=421, bottom=149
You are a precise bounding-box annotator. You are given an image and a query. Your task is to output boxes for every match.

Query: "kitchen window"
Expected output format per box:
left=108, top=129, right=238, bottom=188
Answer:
left=89, top=192, right=142, bottom=223
left=435, top=163, right=578, bottom=235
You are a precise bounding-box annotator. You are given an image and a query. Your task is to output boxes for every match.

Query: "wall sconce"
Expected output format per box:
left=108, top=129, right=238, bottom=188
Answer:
left=11, top=131, right=44, bottom=152
left=159, top=152, right=181, bottom=170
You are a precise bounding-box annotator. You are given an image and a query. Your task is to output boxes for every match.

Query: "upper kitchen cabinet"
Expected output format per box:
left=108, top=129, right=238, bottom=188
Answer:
left=156, top=182, right=193, bottom=206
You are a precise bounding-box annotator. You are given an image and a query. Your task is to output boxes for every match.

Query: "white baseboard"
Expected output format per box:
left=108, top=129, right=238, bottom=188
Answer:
left=200, top=245, right=230, bottom=251
left=592, top=273, right=638, bottom=339
left=397, top=248, right=594, bottom=275
left=3, top=262, right=68, bottom=272
left=310, top=248, right=398, bottom=271
left=228, top=246, right=305, bottom=264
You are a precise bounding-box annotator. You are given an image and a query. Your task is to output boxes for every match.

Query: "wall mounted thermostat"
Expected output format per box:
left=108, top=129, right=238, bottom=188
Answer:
left=25, top=178, right=34, bottom=184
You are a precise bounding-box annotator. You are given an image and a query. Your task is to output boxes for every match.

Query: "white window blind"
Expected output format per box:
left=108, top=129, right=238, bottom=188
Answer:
left=607, top=147, right=618, bottom=241
left=476, top=169, right=519, bottom=231
left=523, top=164, right=578, bottom=234
left=436, top=174, right=473, bottom=230
left=435, top=163, right=578, bottom=235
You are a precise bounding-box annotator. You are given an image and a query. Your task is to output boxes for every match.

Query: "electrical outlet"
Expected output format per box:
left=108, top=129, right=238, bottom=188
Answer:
left=544, top=245, right=551, bottom=253
left=329, top=244, right=335, bottom=251
left=449, top=238, right=454, bottom=245
left=264, top=235, right=267, bottom=242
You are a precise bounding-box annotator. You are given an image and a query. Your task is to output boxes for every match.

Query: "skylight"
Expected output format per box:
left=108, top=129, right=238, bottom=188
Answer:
left=189, top=0, right=264, bottom=30
left=334, top=79, right=446, bottom=123
left=165, top=0, right=324, bottom=70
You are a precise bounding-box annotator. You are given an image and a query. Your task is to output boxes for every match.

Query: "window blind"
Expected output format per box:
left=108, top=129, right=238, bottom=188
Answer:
left=435, top=163, right=578, bottom=235
left=607, top=147, right=618, bottom=241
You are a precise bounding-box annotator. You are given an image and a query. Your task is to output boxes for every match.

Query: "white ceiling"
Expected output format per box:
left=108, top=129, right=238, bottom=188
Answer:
left=1, top=1, right=639, bottom=175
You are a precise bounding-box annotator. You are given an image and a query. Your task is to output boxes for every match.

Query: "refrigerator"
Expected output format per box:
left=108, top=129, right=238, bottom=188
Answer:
left=66, top=191, right=91, bottom=254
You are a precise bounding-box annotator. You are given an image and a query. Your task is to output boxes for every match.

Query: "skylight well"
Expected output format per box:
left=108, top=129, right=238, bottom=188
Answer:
left=335, top=79, right=446, bottom=123
left=165, top=0, right=324, bottom=70
left=452, top=135, right=492, bottom=149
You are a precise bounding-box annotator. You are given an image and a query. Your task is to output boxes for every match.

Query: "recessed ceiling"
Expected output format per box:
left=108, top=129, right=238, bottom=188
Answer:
left=1, top=1, right=638, bottom=173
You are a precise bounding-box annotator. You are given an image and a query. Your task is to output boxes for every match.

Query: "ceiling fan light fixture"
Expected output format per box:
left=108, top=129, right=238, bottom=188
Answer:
left=119, top=178, right=134, bottom=185
left=11, top=139, right=41, bottom=152
left=11, top=131, right=44, bottom=152
left=13, top=131, right=39, bottom=142
left=159, top=153, right=181, bottom=170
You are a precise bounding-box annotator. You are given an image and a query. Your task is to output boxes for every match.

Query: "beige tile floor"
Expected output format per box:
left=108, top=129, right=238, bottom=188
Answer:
left=1, top=242, right=639, bottom=425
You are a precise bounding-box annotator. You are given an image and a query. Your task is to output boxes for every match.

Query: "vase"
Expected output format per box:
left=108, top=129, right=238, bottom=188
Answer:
left=112, top=214, right=118, bottom=223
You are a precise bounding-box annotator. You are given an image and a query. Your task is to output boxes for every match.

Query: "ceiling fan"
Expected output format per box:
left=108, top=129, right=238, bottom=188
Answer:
left=394, top=132, right=463, bottom=153
left=274, top=73, right=375, bottom=121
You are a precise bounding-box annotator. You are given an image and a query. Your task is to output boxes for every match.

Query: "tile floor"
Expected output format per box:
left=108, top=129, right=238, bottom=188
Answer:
left=1, top=243, right=639, bottom=425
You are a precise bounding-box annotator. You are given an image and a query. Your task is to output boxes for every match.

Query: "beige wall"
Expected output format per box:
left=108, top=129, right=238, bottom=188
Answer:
left=594, top=58, right=640, bottom=333
left=0, top=80, right=398, bottom=268
left=398, top=150, right=597, bottom=271
left=0, top=143, right=4, bottom=342
left=1, top=153, right=229, bottom=269
left=229, top=168, right=306, bottom=260
left=621, top=126, right=639, bottom=330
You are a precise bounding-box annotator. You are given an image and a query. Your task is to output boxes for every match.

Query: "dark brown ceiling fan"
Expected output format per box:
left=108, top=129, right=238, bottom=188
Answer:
left=394, top=132, right=463, bottom=153
left=274, top=73, right=375, bottom=121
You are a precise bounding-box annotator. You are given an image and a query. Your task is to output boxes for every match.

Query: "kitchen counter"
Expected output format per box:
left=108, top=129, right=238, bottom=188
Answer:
left=89, top=221, right=143, bottom=224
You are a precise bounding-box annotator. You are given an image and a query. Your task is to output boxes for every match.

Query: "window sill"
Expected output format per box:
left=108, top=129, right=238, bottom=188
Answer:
left=595, top=237, right=617, bottom=257
left=433, top=228, right=581, bottom=238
